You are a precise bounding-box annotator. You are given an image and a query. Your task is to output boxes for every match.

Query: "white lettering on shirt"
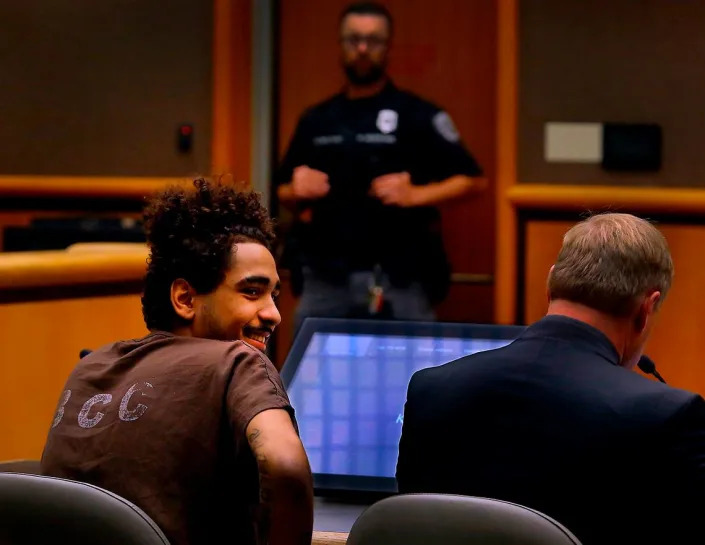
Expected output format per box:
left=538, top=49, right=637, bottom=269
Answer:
left=356, top=133, right=397, bottom=144
left=119, top=382, right=154, bottom=422
left=313, top=135, right=344, bottom=145
left=77, top=393, right=112, bottom=429
left=51, top=389, right=72, bottom=428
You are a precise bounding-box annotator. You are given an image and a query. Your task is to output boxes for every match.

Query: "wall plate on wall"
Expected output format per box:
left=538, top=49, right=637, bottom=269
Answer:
left=544, top=122, right=603, bottom=163
left=602, top=123, right=662, bottom=172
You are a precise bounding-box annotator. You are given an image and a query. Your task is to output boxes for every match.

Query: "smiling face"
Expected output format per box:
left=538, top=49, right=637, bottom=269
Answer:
left=188, top=242, right=281, bottom=356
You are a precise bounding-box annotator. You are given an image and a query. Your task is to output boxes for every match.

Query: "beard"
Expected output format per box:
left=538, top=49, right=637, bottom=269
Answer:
left=343, top=60, right=386, bottom=85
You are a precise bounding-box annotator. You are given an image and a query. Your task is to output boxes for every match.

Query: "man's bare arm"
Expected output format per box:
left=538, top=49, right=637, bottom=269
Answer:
left=278, top=166, right=330, bottom=206
left=370, top=173, right=487, bottom=208
left=247, top=408, right=314, bottom=545
left=414, top=174, right=487, bottom=206
left=277, top=183, right=298, bottom=204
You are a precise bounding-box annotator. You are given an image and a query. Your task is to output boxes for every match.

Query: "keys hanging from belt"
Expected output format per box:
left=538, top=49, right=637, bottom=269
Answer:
left=368, top=264, right=385, bottom=315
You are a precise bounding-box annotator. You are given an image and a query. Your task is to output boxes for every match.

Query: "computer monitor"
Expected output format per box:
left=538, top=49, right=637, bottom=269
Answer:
left=280, top=318, right=525, bottom=496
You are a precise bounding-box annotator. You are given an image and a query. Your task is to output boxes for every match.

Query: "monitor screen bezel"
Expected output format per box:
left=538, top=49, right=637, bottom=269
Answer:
left=280, top=317, right=525, bottom=497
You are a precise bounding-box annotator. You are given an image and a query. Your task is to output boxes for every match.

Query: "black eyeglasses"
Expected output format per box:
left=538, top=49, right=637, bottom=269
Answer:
left=341, top=34, right=388, bottom=50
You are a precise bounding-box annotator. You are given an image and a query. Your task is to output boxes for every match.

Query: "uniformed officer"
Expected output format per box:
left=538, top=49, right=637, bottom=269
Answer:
left=276, top=1, right=486, bottom=330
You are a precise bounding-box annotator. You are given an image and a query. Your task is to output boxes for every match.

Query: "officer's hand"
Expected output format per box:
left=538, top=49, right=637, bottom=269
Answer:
left=370, top=172, right=418, bottom=207
left=292, top=166, right=330, bottom=200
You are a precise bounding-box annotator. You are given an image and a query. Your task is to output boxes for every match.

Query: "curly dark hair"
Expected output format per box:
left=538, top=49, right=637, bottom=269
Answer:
left=141, top=178, right=276, bottom=331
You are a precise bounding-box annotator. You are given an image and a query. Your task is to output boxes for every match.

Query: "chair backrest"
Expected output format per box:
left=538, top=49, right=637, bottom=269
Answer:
left=347, top=494, right=582, bottom=545
left=0, top=473, right=170, bottom=545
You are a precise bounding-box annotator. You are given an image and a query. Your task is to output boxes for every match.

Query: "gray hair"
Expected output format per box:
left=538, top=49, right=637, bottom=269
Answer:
left=548, top=213, right=673, bottom=316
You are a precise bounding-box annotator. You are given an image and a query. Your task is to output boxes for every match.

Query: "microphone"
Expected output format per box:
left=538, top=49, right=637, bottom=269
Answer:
left=637, top=355, right=667, bottom=384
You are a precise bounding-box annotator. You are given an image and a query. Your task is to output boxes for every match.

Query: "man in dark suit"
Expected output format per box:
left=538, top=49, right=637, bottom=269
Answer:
left=397, top=213, right=705, bottom=544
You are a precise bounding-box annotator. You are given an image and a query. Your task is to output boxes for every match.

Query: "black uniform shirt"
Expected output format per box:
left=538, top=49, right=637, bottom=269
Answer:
left=276, top=82, right=482, bottom=286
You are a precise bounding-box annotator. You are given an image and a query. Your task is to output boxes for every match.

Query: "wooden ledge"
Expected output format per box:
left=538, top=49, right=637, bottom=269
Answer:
left=0, top=176, right=192, bottom=200
left=0, top=248, right=149, bottom=290
left=507, top=184, right=705, bottom=214
left=312, top=531, right=348, bottom=545
left=66, top=243, right=148, bottom=254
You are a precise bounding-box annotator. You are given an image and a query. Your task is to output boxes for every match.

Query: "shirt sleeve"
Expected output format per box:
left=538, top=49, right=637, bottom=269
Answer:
left=225, top=346, right=295, bottom=454
left=413, top=107, right=483, bottom=184
left=274, top=111, right=314, bottom=188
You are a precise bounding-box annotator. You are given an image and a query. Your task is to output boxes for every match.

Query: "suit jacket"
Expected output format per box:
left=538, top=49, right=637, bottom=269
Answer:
left=397, top=315, right=705, bottom=544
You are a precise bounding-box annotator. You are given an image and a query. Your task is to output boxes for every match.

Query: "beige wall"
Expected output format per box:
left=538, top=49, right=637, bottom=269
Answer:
left=0, top=0, right=213, bottom=176
left=519, top=0, right=705, bottom=186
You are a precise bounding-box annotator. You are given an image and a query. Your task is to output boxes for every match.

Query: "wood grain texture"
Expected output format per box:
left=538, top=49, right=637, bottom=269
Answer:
left=509, top=184, right=705, bottom=214
left=0, top=176, right=190, bottom=199
left=312, top=531, right=348, bottom=545
left=494, top=0, right=519, bottom=323
left=277, top=0, right=498, bottom=320
left=0, top=294, right=147, bottom=459
left=0, top=249, right=149, bottom=458
left=0, top=249, right=148, bottom=290
left=211, top=0, right=252, bottom=183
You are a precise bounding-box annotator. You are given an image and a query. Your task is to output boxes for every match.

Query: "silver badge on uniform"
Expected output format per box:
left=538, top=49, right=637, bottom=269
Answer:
left=432, top=111, right=460, bottom=142
left=376, top=109, right=398, bottom=134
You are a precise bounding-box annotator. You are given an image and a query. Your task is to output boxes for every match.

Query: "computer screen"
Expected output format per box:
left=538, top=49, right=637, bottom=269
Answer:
left=281, top=318, right=524, bottom=494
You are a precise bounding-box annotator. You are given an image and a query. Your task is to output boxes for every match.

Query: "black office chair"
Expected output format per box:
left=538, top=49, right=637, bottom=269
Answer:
left=347, top=493, right=582, bottom=545
left=0, top=473, right=170, bottom=545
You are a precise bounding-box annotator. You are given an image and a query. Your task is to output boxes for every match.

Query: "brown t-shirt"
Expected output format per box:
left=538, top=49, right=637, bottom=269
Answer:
left=41, top=331, right=295, bottom=545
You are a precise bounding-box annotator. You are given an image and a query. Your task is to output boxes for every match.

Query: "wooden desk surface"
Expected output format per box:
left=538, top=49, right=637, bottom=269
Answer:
left=312, top=531, right=348, bottom=545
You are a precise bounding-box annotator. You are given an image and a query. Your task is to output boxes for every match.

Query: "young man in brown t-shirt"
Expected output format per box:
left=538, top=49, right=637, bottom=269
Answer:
left=41, top=179, right=313, bottom=545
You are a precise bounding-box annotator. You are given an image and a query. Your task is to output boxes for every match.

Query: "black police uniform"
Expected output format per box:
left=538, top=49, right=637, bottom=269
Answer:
left=276, top=81, right=482, bottom=311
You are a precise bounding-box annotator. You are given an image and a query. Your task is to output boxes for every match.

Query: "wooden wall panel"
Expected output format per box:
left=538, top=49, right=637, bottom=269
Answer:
left=524, top=221, right=570, bottom=323
left=212, top=0, right=252, bottom=183
left=494, top=0, right=519, bottom=325
left=524, top=220, right=705, bottom=396
left=0, top=294, right=147, bottom=460
left=276, top=0, right=498, bottom=337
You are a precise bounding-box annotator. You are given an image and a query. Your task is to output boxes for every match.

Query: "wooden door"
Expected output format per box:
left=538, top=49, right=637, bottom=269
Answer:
left=275, top=0, right=498, bottom=358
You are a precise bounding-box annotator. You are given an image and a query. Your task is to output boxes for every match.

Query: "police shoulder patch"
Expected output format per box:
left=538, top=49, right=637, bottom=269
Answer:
left=432, top=111, right=460, bottom=143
